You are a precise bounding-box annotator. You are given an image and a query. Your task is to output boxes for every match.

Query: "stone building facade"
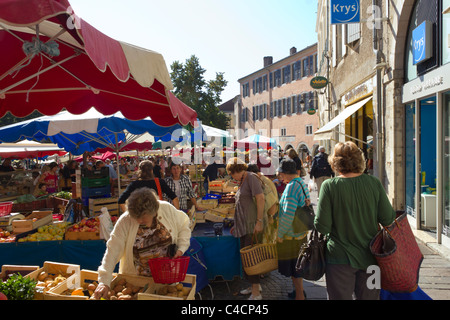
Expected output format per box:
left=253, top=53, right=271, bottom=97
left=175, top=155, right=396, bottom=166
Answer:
left=236, top=44, right=320, bottom=160
left=316, top=0, right=450, bottom=248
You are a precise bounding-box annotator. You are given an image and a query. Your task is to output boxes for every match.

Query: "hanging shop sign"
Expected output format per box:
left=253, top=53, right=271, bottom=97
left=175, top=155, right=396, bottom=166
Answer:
left=330, top=0, right=360, bottom=24
left=307, top=109, right=317, bottom=115
left=310, top=76, right=329, bottom=89
left=412, top=20, right=433, bottom=65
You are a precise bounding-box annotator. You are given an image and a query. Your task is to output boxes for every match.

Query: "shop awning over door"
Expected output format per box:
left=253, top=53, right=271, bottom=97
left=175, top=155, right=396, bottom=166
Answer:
left=314, top=96, right=373, bottom=141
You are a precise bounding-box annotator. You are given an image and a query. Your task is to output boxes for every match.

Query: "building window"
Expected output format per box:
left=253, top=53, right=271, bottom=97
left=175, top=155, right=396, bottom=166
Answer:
left=277, top=100, right=282, bottom=117
left=306, top=125, right=313, bottom=135
left=281, top=128, right=287, bottom=136
left=242, top=83, right=249, bottom=98
left=282, top=66, right=291, bottom=84
left=292, top=61, right=302, bottom=80
left=274, top=69, right=282, bottom=87
left=270, top=102, right=274, bottom=118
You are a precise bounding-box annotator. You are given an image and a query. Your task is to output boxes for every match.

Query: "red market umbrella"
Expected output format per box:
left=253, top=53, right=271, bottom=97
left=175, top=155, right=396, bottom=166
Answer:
left=95, top=141, right=153, bottom=153
left=0, top=0, right=197, bottom=126
left=74, top=151, right=116, bottom=163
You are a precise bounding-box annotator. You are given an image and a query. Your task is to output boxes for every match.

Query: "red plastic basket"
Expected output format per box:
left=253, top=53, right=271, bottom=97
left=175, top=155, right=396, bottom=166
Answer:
left=0, top=201, right=13, bottom=217
left=148, top=256, right=190, bottom=284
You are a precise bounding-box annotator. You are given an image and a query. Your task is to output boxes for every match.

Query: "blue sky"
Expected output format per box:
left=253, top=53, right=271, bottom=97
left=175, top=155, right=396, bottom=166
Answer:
left=69, top=0, right=318, bottom=104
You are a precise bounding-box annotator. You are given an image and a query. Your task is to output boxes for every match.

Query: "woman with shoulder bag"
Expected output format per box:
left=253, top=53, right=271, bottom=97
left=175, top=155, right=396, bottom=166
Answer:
left=276, top=158, right=311, bottom=300
left=314, top=141, right=395, bottom=300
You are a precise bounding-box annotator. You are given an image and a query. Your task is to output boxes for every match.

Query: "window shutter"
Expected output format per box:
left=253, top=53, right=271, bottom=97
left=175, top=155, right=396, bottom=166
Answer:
left=347, top=23, right=361, bottom=43
left=270, top=102, right=274, bottom=118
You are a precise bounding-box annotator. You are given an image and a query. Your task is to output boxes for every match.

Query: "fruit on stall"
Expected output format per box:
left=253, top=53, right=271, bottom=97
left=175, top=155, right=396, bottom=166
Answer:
left=66, top=217, right=100, bottom=233
left=0, top=228, right=15, bottom=243
left=18, top=222, right=70, bottom=242
left=0, top=292, right=7, bottom=300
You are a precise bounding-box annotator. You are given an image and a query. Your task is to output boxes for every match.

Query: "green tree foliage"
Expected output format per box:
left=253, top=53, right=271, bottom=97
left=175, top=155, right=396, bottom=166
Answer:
left=0, top=110, right=43, bottom=128
left=170, top=55, right=229, bottom=129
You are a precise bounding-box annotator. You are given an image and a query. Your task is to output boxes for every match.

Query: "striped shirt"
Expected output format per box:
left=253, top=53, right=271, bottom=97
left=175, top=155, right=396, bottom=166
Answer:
left=277, top=177, right=310, bottom=239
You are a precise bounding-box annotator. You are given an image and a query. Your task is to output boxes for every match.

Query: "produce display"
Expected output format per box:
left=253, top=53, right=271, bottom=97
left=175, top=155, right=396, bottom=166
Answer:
left=0, top=228, right=15, bottom=243
left=0, top=274, right=36, bottom=300
left=89, top=278, right=145, bottom=300
left=53, top=191, right=72, bottom=200
left=35, top=270, right=70, bottom=294
left=66, top=217, right=100, bottom=233
left=17, top=222, right=69, bottom=242
left=157, top=283, right=191, bottom=299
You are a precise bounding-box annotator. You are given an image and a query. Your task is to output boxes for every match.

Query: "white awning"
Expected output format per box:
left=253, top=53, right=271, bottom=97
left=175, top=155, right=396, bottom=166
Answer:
left=314, top=96, right=373, bottom=141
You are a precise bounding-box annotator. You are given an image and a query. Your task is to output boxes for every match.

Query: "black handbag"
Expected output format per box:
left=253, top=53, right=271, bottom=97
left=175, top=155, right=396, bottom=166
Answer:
left=292, top=180, right=315, bottom=233
left=295, top=228, right=326, bottom=281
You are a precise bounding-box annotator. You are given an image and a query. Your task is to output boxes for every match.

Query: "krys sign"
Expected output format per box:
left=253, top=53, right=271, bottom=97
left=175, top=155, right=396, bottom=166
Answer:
left=412, top=21, right=433, bottom=65
left=330, top=0, right=360, bottom=24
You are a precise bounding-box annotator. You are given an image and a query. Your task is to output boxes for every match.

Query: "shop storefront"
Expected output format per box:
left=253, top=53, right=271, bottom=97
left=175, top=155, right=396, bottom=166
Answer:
left=402, top=0, right=450, bottom=246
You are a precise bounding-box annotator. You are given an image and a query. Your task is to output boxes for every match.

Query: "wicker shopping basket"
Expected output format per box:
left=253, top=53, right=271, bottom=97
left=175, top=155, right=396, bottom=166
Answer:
left=240, top=240, right=278, bottom=276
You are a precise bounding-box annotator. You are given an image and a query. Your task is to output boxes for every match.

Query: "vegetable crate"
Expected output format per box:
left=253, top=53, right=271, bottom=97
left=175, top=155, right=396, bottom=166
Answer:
left=45, top=269, right=117, bottom=300
left=27, top=261, right=81, bottom=300
left=12, top=210, right=53, bottom=234
left=110, top=273, right=156, bottom=300
left=89, top=197, right=119, bottom=216
left=0, top=265, right=39, bottom=281
left=139, top=274, right=196, bottom=300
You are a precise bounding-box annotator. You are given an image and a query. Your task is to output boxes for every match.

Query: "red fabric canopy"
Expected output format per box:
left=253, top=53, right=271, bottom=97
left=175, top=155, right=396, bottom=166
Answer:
left=95, top=141, right=153, bottom=153
left=0, top=0, right=197, bottom=126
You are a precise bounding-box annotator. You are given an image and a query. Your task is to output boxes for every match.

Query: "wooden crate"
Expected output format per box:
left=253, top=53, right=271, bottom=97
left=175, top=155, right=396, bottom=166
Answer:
left=12, top=210, right=53, bottom=234
left=208, top=180, right=223, bottom=192
left=197, top=199, right=218, bottom=210
left=45, top=269, right=117, bottom=300
left=0, top=265, right=39, bottom=281
left=139, top=274, right=196, bottom=300
left=27, top=261, right=81, bottom=300
left=110, top=273, right=155, bottom=300
left=195, top=212, right=206, bottom=223
left=89, top=197, right=119, bottom=216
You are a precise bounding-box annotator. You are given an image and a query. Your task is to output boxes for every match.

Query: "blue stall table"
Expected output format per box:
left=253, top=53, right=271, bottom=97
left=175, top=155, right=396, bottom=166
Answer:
left=191, top=222, right=242, bottom=281
left=0, top=240, right=109, bottom=271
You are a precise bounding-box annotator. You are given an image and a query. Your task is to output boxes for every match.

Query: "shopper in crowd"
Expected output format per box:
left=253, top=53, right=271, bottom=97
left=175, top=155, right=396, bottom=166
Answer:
left=119, top=158, right=131, bottom=176
left=152, top=157, right=163, bottom=179
left=226, top=157, right=264, bottom=300
left=202, top=152, right=226, bottom=193
left=0, top=158, right=14, bottom=172
left=94, top=187, right=191, bottom=299
left=276, top=158, right=310, bottom=300
left=60, top=160, right=77, bottom=191
left=38, top=162, right=58, bottom=194
left=314, top=141, right=395, bottom=300
left=309, top=146, right=334, bottom=197
left=247, top=164, right=278, bottom=243
left=33, top=183, right=48, bottom=197
left=118, top=160, right=179, bottom=212
left=164, top=162, right=204, bottom=212
left=286, top=148, right=305, bottom=178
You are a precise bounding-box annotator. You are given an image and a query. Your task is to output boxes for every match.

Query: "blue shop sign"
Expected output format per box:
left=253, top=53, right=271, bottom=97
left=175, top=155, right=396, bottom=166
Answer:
left=330, top=0, right=360, bottom=24
left=412, top=21, right=433, bottom=65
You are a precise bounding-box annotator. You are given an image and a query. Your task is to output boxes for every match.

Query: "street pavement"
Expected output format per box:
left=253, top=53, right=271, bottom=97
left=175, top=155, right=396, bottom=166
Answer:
left=196, top=177, right=450, bottom=301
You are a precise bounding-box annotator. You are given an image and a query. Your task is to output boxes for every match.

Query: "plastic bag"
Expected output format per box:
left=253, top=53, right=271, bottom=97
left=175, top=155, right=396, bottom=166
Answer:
left=99, top=207, right=114, bottom=241
left=308, top=179, right=316, bottom=192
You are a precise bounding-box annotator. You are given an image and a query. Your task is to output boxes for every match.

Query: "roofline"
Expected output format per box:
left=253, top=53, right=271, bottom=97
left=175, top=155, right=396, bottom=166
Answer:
left=238, top=43, right=318, bottom=83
